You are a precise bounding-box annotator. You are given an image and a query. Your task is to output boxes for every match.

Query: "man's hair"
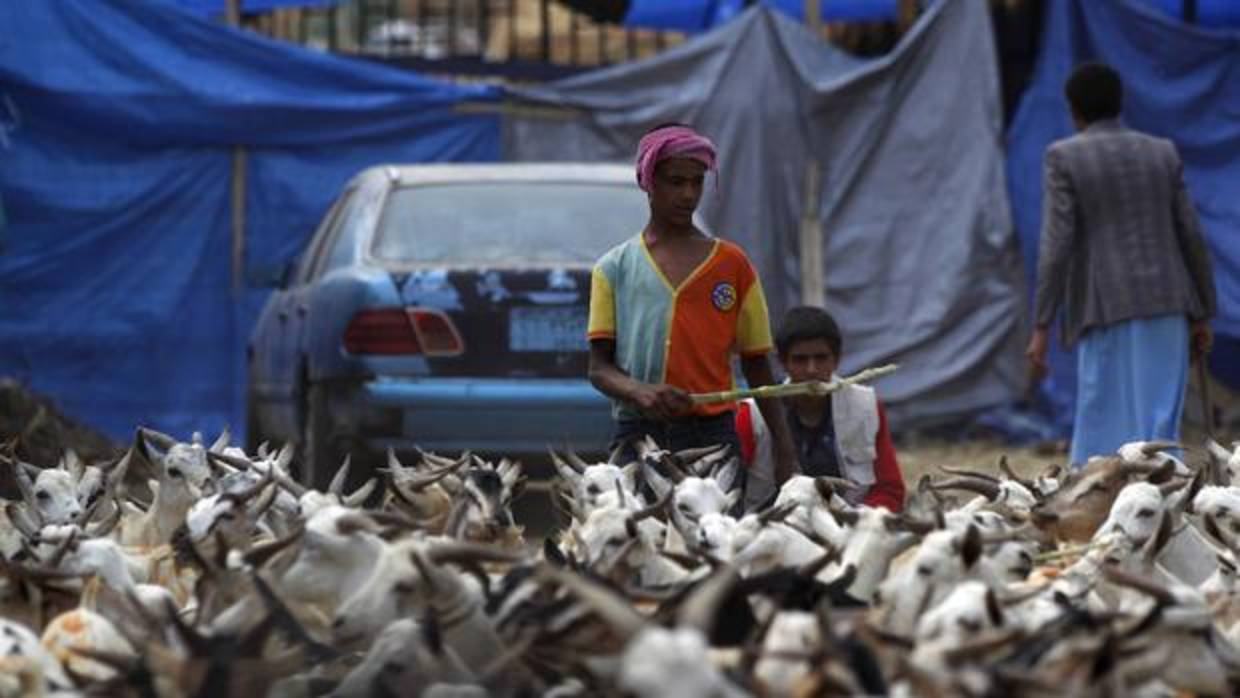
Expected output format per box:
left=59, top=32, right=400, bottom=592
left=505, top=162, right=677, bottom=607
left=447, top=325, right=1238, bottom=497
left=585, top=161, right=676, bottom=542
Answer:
left=1064, top=62, right=1123, bottom=123
left=776, top=306, right=842, bottom=359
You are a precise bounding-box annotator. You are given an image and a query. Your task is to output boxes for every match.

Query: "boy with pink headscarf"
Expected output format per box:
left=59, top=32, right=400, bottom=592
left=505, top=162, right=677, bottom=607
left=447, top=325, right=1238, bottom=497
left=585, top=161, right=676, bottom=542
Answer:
left=586, top=123, right=799, bottom=500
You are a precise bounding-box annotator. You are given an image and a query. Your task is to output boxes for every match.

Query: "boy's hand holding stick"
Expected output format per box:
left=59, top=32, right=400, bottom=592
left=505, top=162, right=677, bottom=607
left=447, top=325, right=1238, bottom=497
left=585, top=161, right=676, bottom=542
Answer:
left=690, top=364, right=899, bottom=405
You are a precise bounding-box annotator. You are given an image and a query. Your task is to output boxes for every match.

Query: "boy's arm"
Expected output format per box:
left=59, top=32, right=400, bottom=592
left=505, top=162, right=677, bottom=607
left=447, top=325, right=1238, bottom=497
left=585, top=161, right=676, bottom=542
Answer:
left=588, top=340, right=691, bottom=420
left=861, top=401, right=905, bottom=512
left=740, top=354, right=799, bottom=485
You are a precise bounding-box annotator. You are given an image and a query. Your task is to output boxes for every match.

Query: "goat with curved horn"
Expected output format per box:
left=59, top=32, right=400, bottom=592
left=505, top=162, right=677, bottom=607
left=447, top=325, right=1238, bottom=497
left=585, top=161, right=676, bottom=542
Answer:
left=537, top=563, right=647, bottom=643
left=628, top=489, right=672, bottom=525
left=998, top=456, right=1037, bottom=493
left=929, top=476, right=1000, bottom=501
left=938, top=465, right=1001, bottom=484
left=327, top=455, right=352, bottom=497
left=548, top=448, right=584, bottom=476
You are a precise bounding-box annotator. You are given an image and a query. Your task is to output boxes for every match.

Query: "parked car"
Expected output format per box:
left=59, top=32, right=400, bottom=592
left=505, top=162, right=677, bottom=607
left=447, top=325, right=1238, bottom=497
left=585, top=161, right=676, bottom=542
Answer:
left=247, top=163, right=647, bottom=487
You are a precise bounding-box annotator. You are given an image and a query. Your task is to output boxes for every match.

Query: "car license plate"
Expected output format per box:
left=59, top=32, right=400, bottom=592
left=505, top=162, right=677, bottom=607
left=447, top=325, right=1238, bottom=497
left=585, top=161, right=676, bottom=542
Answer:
left=509, top=306, right=587, bottom=352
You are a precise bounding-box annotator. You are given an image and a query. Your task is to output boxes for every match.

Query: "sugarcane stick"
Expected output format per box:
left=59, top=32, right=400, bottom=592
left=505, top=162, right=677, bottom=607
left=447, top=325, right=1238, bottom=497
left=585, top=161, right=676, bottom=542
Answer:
left=690, top=364, right=899, bottom=405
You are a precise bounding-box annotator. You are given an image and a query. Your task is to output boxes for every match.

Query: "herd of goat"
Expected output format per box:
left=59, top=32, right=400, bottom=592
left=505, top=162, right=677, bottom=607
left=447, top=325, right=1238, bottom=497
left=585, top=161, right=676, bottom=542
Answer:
left=2, top=428, right=1240, bottom=697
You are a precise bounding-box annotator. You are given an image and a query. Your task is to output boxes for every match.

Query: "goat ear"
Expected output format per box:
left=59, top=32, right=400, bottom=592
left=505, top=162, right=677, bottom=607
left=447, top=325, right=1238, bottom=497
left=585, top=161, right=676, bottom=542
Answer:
left=621, top=462, right=639, bottom=489
left=1143, top=511, right=1174, bottom=562
left=724, top=488, right=740, bottom=511
left=960, top=524, right=983, bottom=570
left=985, top=588, right=1004, bottom=627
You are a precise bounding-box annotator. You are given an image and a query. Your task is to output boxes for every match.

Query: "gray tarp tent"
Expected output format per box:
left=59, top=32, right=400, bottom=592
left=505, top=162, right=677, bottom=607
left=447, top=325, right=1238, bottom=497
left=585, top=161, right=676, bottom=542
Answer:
left=505, top=0, right=1025, bottom=426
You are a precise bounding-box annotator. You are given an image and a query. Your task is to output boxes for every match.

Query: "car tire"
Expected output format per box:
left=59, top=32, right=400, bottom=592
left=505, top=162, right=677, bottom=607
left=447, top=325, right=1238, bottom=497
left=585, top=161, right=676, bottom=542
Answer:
left=301, top=382, right=339, bottom=490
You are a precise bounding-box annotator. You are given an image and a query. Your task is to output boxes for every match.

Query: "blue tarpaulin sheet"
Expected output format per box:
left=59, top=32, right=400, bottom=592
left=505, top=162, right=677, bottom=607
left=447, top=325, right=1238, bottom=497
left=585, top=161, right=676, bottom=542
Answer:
left=625, top=0, right=898, bottom=32
left=0, top=0, right=500, bottom=441
left=171, top=0, right=346, bottom=16
left=1007, top=0, right=1240, bottom=428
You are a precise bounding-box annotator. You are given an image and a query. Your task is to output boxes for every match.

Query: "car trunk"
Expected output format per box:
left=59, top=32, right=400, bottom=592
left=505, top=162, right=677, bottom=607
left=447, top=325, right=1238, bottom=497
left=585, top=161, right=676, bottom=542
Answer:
left=390, top=267, right=592, bottom=379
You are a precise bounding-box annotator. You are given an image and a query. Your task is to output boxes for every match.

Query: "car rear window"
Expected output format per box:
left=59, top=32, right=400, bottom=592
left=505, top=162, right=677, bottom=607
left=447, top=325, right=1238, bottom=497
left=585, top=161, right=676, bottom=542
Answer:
left=371, top=181, right=648, bottom=266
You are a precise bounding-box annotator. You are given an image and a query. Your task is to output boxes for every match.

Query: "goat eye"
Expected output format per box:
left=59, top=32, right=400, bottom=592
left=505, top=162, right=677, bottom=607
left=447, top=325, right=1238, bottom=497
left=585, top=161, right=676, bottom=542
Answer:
left=393, top=581, right=415, bottom=595
left=917, top=566, right=933, bottom=577
left=587, top=486, right=600, bottom=495
left=35, top=491, right=49, bottom=501
left=1136, top=509, right=1156, bottom=519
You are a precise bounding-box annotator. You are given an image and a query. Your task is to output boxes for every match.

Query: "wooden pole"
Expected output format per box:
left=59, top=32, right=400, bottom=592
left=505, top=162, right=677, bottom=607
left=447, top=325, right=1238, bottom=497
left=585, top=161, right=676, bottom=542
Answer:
left=799, top=158, right=823, bottom=306
left=225, top=0, right=247, bottom=297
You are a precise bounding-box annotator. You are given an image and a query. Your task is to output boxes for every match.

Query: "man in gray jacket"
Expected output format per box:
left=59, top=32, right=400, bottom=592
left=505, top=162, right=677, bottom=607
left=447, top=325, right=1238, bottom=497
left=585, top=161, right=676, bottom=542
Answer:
left=1026, top=62, right=1216, bottom=466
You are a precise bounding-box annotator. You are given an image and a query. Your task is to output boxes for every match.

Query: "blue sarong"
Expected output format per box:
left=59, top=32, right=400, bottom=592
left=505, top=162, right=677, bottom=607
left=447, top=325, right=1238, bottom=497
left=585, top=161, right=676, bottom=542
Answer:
left=1070, top=313, right=1188, bottom=466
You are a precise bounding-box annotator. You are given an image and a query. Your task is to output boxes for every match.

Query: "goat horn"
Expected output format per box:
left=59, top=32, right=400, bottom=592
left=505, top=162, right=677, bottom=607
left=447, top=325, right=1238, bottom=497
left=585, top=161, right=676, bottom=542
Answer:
left=596, top=536, right=639, bottom=577
left=386, top=447, right=408, bottom=472
left=565, top=449, right=591, bottom=474
left=998, top=456, right=1037, bottom=492
left=537, top=563, right=646, bottom=642
left=678, top=564, right=740, bottom=635
left=1100, top=564, right=1177, bottom=605
left=221, top=468, right=274, bottom=507
left=243, top=525, right=305, bottom=569
left=206, top=449, right=253, bottom=472
left=614, top=480, right=628, bottom=509
left=674, top=443, right=727, bottom=464
left=930, top=476, right=1000, bottom=501
left=607, top=441, right=627, bottom=465
left=814, top=476, right=853, bottom=503
left=549, top=448, right=584, bottom=476
left=45, top=529, right=78, bottom=568
left=6, top=502, right=41, bottom=538
left=425, top=541, right=525, bottom=567
left=209, top=427, right=231, bottom=454
left=628, top=489, right=672, bottom=523
left=397, top=464, right=459, bottom=492
left=344, top=478, right=378, bottom=507
left=1140, top=441, right=1181, bottom=457
left=938, top=465, right=1001, bottom=484
left=138, top=426, right=177, bottom=450
left=328, top=455, right=351, bottom=496
left=758, top=500, right=799, bottom=525
left=87, top=498, right=124, bottom=538
left=0, top=557, right=91, bottom=582
left=797, top=547, right=841, bottom=578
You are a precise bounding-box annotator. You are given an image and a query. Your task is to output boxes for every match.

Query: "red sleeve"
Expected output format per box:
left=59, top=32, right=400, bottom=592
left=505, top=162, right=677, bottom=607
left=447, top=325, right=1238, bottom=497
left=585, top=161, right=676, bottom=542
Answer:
left=862, top=401, right=905, bottom=512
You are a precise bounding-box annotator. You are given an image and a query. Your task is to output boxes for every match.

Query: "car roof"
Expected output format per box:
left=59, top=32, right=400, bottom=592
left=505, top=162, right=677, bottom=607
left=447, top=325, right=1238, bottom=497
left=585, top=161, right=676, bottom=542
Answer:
left=354, top=162, right=637, bottom=188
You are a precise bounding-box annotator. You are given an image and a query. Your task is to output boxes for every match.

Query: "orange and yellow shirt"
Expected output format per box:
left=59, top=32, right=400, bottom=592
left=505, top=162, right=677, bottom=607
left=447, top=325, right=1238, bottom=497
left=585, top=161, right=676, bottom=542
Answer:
left=587, top=234, right=773, bottom=419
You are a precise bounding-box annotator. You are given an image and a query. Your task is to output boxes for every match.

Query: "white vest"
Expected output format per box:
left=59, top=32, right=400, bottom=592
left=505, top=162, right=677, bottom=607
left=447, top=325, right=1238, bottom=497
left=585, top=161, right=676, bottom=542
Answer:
left=739, top=378, right=881, bottom=509
left=830, top=381, right=880, bottom=499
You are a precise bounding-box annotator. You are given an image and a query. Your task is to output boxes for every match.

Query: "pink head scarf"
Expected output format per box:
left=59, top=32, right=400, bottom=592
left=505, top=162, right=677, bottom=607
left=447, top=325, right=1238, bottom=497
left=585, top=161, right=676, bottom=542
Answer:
left=635, top=125, right=717, bottom=193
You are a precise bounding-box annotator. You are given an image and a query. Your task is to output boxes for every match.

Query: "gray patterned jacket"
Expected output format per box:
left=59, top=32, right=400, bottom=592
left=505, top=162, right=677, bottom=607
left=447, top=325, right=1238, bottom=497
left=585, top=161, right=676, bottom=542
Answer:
left=1034, top=119, right=1215, bottom=346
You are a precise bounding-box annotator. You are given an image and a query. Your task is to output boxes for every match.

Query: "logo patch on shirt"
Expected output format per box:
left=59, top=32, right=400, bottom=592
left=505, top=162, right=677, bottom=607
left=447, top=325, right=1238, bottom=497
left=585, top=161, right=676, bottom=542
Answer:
left=711, top=282, right=737, bottom=312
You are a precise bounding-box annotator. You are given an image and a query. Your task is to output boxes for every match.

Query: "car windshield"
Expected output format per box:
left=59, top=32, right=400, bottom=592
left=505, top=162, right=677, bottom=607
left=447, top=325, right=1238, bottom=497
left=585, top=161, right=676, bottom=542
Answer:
left=371, top=181, right=648, bottom=266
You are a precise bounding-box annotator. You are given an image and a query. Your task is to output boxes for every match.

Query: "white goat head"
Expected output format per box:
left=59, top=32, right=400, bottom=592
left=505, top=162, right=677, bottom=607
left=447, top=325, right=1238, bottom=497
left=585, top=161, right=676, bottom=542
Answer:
left=443, top=457, right=525, bottom=543
left=0, top=618, right=71, bottom=695
left=665, top=478, right=738, bottom=550
left=550, top=448, right=640, bottom=518
left=912, top=580, right=1006, bottom=664
left=1206, top=440, right=1240, bottom=486
left=875, top=526, right=986, bottom=636
left=1094, top=481, right=1168, bottom=546
left=23, top=466, right=81, bottom=526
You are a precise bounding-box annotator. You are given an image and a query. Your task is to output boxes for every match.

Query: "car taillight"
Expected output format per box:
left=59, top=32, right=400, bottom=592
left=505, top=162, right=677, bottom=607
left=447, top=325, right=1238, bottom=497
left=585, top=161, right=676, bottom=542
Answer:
left=343, top=308, right=464, bottom=357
